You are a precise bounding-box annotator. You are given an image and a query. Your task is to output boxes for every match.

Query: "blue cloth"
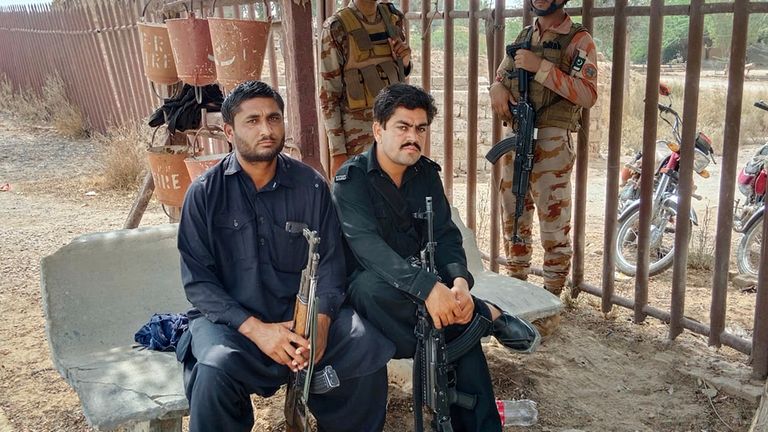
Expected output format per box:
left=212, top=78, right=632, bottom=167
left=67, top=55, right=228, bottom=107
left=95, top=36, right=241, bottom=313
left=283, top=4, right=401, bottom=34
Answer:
left=177, top=153, right=346, bottom=330
left=134, top=313, right=189, bottom=352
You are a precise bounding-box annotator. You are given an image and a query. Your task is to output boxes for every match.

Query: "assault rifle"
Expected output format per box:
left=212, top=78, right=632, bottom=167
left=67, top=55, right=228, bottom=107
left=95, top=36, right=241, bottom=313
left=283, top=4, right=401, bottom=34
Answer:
left=485, top=40, right=537, bottom=244
left=284, top=228, right=326, bottom=432
left=412, top=197, right=482, bottom=432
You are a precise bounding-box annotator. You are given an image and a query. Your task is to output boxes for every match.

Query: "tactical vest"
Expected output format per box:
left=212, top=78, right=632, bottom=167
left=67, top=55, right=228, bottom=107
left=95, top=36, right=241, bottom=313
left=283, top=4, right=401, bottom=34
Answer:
left=337, top=3, right=404, bottom=111
left=506, top=23, right=586, bottom=131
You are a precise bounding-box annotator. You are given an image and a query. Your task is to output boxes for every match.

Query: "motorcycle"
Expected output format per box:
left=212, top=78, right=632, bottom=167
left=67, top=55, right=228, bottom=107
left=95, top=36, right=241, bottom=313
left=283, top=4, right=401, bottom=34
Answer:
left=733, top=100, right=768, bottom=278
left=614, top=84, right=716, bottom=276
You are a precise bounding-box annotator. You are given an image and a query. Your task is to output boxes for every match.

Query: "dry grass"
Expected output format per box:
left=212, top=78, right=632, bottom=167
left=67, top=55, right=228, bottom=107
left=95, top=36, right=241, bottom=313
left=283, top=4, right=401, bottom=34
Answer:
left=688, top=201, right=716, bottom=271
left=0, top=73, right=87, bottom=138
left=92, top=122, right=151, bottom=190
left=0, top=75, right=49, bottom=124
left=42, top=74, right=88, bottom=139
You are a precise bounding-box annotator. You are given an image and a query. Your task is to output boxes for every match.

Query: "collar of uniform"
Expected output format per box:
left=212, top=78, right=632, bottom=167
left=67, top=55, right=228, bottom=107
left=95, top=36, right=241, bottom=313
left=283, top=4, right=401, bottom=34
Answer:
left=349, top=2, right=381, bottom=25
left=365, top=142, right=423, bottom=181
left=534, top=13, right=573, bottom=36
left=222, top=152, right=295, bottom=189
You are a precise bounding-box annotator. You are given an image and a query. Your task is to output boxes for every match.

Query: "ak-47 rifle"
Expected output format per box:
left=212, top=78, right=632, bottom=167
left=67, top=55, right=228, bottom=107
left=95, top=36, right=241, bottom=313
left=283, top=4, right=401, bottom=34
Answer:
left=284, top=228, right=321, bottom=432
left=412, top=197, right=479, bottom=432
left=485, top=39, right=537, bottom=244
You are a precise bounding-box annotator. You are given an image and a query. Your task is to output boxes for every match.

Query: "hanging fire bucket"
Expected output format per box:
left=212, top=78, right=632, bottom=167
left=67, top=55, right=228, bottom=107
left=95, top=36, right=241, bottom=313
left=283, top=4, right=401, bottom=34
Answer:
left=185, top=153, right=228, bottom=180
left=166, top=13, right=216, bottom=87
left=137, top=22, right=179, bottom=86
left=146, top=145, right=192, bottom=207
left=208, top=18, right=271, bottom=91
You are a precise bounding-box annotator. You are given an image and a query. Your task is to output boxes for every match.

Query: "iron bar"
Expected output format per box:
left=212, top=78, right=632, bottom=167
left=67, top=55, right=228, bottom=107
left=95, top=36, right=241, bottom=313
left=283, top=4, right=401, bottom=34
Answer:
left=443, top=0, right=454, bottom=202
left=601, top=0, right=627, bottom=314
left=634, top=0, right=664, bottom=323
left=421, top=0, right=431, bottom=156
left=466, top=0, right=479, bottom=232
left=577, top=282, right=753, bottom=355
left=571, top=0, right=593, bottom=297
left=264, top=0, right=279, bottom=90
left=669, top=0, right=704, bottom=340
left=753, top=197, right=768, bottom=378
left=710, top=0, right=749, bottom=348
left=488, top=0, right=505, bottom=273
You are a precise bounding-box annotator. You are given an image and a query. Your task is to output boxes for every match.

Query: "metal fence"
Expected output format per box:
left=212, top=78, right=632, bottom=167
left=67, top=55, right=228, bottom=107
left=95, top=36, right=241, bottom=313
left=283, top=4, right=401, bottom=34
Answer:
left=2, top=0, right=768, bottom=378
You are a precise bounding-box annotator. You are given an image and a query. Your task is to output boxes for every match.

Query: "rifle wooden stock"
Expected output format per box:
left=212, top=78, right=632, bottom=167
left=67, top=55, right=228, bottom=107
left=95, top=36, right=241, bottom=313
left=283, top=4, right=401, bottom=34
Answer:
left=291, top=299, right=309, bottom=338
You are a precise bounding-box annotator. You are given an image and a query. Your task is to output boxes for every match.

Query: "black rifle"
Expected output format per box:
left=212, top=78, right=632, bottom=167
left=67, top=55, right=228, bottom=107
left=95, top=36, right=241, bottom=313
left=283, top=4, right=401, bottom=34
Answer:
left=412, top=197, right=478, bottom=432
left=485, top=40, right=537, bottom=244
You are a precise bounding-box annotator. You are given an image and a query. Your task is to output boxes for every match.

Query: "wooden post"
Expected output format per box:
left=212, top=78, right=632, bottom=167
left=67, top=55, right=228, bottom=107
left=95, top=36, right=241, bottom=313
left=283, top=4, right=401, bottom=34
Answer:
left=124, top=172, right=155, bottom=229
left=281, top=0, right=323, bottom=175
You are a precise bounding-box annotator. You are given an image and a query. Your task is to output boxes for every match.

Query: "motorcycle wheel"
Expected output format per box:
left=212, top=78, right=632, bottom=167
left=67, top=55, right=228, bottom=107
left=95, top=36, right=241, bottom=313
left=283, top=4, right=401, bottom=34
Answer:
left=736, top=220, right=763, bottom=278
left=615, top=205, right=687, bottom=276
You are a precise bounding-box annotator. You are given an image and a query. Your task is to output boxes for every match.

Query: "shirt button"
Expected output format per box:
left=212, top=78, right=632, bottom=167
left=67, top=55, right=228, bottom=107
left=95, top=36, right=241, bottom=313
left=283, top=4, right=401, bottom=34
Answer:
left=259, top=238, right=265, bottom=246
left=259, top=217, right=264, bottom=224
left=233, top=219, right=239, bottom=228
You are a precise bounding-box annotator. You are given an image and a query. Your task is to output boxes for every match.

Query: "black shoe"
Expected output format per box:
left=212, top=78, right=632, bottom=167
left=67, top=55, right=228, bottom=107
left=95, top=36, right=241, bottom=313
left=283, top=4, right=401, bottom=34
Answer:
left=488, top=303, right=541, bottom=354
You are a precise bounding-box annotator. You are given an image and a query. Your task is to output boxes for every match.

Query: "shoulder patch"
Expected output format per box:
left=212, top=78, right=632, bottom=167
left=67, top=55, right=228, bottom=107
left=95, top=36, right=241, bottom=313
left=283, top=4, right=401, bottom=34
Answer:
left=334, top=163, right=352, bottom=182
left=421, top=156, right=442, bottom=172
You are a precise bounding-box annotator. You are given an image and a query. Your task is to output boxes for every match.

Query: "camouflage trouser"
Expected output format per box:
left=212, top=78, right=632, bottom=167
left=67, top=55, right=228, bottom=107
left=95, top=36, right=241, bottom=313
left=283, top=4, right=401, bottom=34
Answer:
left=328, top=109, right=376, bottom=156
left=499, top=127, right=575, bottom=294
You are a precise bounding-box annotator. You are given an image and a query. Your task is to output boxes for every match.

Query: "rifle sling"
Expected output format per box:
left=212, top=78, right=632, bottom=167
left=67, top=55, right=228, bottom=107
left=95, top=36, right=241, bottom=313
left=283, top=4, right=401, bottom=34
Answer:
left=445, top=314, right=492, bottom=363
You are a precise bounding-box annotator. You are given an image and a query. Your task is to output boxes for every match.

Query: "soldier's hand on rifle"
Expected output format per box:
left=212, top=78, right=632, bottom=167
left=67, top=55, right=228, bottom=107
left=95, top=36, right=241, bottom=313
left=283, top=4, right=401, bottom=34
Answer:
left=490, top=82, right=517, bottom=121
left=238, top=317, right=311, bottom=372
left=313, top=314, right=332, bottom=365
left=450, top=278, right=474, bottom=325
left=513, top=49, right=543, bottom=73
left=425, top=282, right=461, bottom=329
left=389, top=37, right=412, bottom=67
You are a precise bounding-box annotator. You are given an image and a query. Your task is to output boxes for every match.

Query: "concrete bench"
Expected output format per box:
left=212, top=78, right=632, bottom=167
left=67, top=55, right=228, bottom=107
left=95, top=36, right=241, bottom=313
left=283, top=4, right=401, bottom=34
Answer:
left=40, top=213, right=561, bottom=431
left=450, top=207, right=563, bottom=322
left=41, top=225, right=190, bottom=431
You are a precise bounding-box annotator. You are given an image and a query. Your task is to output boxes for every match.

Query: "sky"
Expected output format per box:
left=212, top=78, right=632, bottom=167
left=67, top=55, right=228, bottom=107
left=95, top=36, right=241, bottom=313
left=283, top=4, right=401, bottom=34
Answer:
left=0, top=0, right=50, bottom=5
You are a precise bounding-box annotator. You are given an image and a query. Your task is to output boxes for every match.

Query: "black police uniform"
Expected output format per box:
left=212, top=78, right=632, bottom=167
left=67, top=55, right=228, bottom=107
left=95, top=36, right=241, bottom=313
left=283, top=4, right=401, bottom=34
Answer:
left=177, top=153, right=395, bottom=432
left=332, top=144, right=503, bottom=432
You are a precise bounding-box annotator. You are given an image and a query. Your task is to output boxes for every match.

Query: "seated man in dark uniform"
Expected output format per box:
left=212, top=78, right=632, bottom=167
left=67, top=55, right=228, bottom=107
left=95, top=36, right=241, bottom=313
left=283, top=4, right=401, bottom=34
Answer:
left=176, top=80, right=394, bottom=432
left=332, top=83, right=539, bottom=432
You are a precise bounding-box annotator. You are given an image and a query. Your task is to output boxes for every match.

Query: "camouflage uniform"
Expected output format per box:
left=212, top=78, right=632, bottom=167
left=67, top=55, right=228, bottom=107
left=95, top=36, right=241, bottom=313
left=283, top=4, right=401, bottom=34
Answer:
left=494, top=15, right=598, bottom=294
left=319, top=2, right=410, bottom=157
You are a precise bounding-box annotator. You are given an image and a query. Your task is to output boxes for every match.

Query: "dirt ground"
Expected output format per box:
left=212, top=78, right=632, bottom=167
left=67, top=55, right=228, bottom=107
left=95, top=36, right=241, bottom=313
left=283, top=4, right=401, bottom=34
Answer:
left=0, top=110, right=763, bottom=432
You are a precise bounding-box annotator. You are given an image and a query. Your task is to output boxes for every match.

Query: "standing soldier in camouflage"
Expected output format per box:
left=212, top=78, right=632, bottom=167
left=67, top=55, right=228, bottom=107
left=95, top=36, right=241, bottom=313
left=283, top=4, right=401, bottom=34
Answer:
left=489, top=0, right=597, bottom=296
left=320, top=0, right=412, bottom=176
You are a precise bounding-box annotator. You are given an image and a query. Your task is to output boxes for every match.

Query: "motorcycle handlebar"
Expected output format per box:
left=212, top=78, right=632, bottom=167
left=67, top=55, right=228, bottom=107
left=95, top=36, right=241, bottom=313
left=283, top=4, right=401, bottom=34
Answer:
left=658, top=103, right=676, bottom=115
left=755, top=100, right=768, bottom=112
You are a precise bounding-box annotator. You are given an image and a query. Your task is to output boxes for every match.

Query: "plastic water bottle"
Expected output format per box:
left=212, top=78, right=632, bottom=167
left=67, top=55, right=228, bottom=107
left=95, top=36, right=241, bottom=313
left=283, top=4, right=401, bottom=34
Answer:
left=496, top=399, right=538, bottom=427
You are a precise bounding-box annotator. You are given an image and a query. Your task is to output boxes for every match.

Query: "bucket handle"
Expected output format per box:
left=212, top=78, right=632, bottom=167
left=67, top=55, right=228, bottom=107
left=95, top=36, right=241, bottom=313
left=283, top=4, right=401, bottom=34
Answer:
left=150, top=81, right=183, bottom=101
left=189, top=124, right=228, bottom=159
left=147, top=125, right=164, bottom=150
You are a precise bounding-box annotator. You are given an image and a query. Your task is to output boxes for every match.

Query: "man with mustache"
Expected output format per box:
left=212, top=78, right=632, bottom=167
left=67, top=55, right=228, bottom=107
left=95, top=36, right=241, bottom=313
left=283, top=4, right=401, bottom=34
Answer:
left=176, top=81, right=394, bottom=432
left=319, top=0, right=412, bottom=176
left=333, top=84, right=539, bottom=431
left=489, top=0, right=598, bottom=297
